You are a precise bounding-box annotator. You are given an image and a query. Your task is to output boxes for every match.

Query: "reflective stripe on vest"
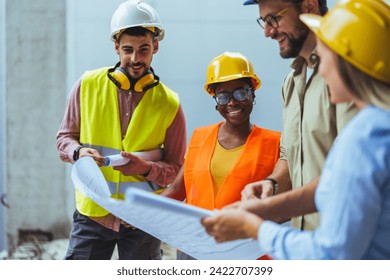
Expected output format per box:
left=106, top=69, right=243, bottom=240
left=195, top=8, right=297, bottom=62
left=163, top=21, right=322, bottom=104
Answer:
left=184, top=123, right=280, bottom=210
left=77, top=66, right=180, bottom=217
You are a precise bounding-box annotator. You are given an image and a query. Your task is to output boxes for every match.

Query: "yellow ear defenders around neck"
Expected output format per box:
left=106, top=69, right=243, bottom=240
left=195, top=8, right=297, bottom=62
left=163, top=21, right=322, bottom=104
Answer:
left=107, top=62, right=160, bottom=92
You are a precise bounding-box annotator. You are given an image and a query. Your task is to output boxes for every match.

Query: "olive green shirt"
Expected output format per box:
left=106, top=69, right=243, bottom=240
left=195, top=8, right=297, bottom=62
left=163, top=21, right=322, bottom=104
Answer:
left=280, top=52, right=358, bottom=231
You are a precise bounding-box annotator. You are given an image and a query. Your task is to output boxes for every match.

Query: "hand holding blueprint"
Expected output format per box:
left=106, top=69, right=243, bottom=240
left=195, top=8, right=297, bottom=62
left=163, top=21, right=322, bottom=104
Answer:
left=103, top=148, right=163, bottom=167
left=71, top=156, right=267, bottom=260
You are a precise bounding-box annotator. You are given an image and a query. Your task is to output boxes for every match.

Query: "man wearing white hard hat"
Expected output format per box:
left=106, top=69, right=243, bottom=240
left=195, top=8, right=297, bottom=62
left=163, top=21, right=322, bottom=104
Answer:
left=56, top=0, right=187, bottom=260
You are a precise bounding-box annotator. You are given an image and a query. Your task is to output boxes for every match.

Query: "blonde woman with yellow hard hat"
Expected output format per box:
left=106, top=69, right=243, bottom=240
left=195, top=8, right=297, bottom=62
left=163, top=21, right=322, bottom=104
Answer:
left=202, top=0, right=390, bottom=259
left=161, top=52, right=281, bottom=260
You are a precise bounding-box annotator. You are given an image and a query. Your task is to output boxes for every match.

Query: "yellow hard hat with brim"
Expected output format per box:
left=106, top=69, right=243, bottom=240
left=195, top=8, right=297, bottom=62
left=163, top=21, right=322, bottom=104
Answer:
left=204, top=52, right=261, bottom=96
left=300, top=0, right=390, bottom=83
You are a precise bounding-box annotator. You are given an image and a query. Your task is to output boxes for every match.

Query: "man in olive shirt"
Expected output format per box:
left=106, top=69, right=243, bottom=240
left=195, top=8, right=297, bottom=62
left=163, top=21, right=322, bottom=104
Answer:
left=241, top=0, right=357, bottom=230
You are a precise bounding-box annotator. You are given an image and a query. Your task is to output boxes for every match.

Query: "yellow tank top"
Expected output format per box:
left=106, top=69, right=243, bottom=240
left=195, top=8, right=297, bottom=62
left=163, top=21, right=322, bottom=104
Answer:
left=210, top=141, right=244, bottom=196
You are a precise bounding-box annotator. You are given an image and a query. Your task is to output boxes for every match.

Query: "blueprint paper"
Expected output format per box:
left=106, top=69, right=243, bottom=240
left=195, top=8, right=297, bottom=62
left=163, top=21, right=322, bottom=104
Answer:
left=71, top=156, right=266, bottom=260
left=71, top=156, right=111, bottom=198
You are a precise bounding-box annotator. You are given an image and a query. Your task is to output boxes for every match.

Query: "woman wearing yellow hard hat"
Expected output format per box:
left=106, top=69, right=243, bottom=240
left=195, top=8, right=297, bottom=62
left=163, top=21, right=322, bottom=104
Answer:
left=201, top=0, right=390, bottom=259
left=161, top=51, right=281, bottom=260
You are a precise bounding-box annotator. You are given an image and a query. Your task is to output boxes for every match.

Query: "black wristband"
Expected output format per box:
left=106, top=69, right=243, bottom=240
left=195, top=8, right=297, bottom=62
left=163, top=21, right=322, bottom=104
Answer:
left=73, top=145, right=83, bottom=161
left=143, top=166, right=152, bottom=177
left=265, top=177, right=278, bottom=195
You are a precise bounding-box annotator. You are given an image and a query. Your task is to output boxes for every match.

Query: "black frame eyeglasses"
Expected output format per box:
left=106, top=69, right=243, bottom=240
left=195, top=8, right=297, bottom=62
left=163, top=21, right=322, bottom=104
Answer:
left=256, top=7, right=289, bottom=29
left=215, top=87, right=253, bottom=106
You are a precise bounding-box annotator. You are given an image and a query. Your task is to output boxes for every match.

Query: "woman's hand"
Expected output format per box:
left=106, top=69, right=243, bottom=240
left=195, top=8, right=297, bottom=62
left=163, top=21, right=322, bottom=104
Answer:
left=201, top=208, right=263, bottom=243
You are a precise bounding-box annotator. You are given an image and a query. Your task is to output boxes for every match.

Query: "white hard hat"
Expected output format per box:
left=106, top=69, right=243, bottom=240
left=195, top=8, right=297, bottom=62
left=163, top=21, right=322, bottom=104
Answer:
left=110, top=0, right=165, bottom=41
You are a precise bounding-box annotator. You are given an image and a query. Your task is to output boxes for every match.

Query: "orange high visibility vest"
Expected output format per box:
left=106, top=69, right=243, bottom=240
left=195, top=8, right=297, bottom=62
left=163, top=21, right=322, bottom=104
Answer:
left=184, top=122, right=280, bottom=210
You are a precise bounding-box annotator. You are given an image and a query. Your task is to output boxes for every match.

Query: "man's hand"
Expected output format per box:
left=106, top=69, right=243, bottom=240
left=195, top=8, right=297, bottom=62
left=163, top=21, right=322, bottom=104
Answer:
left=241, top=180, right=274, bottom=200
left=222, top=201, right=241, bottom=210
left=79, top=147, right=105, bottom=166
left=120, top=220, right=137, bottom=230
left=113, top=151, right=152, bottom=176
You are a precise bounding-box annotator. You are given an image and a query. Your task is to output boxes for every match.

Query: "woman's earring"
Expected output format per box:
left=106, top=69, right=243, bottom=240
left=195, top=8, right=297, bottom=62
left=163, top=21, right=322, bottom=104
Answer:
left=252, top=93, right=256, bottom=105
left=215, top=105, right=218, bottom=110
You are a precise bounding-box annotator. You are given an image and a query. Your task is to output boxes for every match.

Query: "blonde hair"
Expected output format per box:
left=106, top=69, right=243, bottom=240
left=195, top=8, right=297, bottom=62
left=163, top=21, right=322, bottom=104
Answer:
left=338, top=56, right=390, bottom=111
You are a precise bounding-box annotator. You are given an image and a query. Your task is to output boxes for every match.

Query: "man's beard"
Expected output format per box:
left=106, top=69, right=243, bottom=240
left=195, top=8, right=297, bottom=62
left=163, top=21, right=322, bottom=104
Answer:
left=125, top=62, right=147, bottom=79
left=279, top=24, right=310, bottom=59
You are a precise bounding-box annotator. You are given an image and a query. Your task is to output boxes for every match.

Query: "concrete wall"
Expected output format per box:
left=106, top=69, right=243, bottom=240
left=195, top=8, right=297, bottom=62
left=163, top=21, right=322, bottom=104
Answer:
left=4, top=0, right=69, bottom=250
left=0, top=0, right=7, bottom=252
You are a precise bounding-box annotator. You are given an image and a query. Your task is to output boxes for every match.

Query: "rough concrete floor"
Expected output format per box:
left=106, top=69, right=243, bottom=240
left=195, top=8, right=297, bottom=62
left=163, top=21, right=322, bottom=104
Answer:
left=1, top=239, right=176, bottom=260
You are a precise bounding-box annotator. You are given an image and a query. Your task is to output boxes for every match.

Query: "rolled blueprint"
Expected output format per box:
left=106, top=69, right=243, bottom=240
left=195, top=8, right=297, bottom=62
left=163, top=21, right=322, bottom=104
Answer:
left=104, top=154, right=130, bottom=166
left=104, top=148, right=163, bottom=167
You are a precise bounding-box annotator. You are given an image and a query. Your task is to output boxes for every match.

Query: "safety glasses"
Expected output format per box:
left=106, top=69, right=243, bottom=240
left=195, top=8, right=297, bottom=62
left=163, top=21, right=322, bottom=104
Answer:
left=215, top=87, right=253, bottom=105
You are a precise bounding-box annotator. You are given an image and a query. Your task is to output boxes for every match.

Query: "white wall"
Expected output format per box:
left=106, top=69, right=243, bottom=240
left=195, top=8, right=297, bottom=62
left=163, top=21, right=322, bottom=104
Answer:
left=66, top=0, right=293, bottom=140
left=66, top=0, right=338, bottom=141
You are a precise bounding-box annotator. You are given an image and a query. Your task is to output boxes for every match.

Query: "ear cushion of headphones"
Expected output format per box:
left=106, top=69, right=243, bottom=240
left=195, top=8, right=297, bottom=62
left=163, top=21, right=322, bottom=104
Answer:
left=134, top=72, right=155, bottom=92
left=111, top=67, right=131, bottom=91
left=108, top=66, right=158, bottom=92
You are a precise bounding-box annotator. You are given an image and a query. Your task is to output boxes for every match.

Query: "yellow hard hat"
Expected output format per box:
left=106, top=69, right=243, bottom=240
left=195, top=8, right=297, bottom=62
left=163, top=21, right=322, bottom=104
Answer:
left=204, top=52, right=261, bottom=95
left=300, top=0, right=390, bottom=83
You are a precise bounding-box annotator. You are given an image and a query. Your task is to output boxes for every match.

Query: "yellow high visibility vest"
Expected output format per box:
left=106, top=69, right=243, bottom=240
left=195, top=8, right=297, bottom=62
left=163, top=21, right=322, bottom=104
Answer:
left=77, top=66, right=180, bottom=217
